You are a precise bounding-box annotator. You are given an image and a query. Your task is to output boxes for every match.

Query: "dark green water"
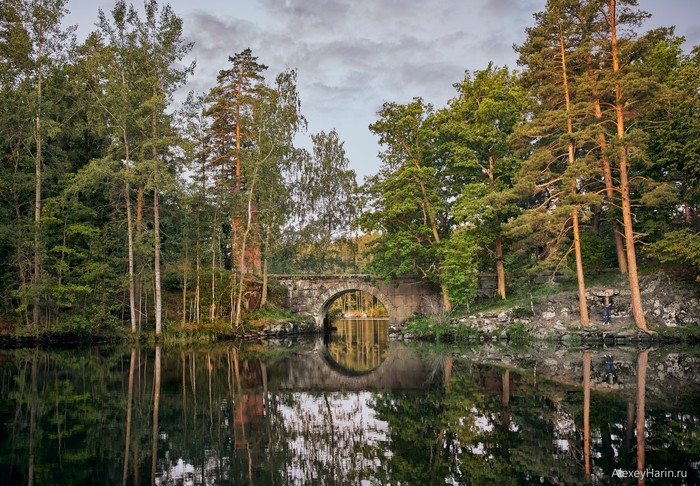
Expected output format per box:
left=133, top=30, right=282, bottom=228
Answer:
left=1, top=328, right=699, bottom=484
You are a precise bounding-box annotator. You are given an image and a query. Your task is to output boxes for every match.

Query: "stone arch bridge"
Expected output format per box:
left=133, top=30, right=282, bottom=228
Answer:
left=271, top=274, right=440, bottom=328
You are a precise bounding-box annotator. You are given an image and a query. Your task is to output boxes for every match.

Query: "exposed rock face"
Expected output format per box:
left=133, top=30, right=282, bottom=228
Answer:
left=529, top=273, right=700, bottom=329
left=640, top=274, right=700, bottom=327
left=393, top=272, right=700, bottom=341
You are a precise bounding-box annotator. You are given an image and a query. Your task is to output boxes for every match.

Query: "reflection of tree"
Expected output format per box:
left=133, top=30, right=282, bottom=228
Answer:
left=2, top=345, right=700, bottom=485
left=325, top=319, right=389, bottom=373
left=636, top=350, right=647, bottom=485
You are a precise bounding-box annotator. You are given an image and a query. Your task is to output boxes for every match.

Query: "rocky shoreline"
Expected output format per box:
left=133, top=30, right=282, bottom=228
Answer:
left=391, top=272, right=700, bottom=345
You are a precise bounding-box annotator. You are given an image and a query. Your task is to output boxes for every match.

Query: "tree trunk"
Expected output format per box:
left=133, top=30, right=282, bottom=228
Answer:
left=152, top=84, right=162, bottom=337
left=684, top=202, right=693, bottom=226
left=182, top=240, right=188, bottom=324
left=501, top=369, right=510, bottom=432
left=32, top=63, right=43, bottom=330
left=583, top=350, right=591, bottom=478
left=636, top=350, right=648, bottom=483
left=573, top=207, right=590, bottom=325
left=211, top=211, right=217, bottom=321
left=587, top=54, right=628, bottom=274
left=124, top=135, right=137, bottom=334
left=122, top=348, right=136, bottom=486
left=596, top=110, right=628, bottom=274
left=610, top=0, right=648, bottom=331
left=153, top=181, right=162, bottom=337
left=136, top=185, right=144, bottom=328
left=560, top=22, right=589, bottom=326
left=28, top=351, right=38, bottom=486
left=235, top=182, right=257, bottom=327
left=151, top=345, right=161, bottom=485
left=261, top=223, right=271, bottom=307
left=495, top=236, right=506, bottom=299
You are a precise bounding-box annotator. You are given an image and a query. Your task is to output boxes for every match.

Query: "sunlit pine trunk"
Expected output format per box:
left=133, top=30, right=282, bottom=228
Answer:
left=153, top=180, right=162, bottom=337
left=587, top=61, right=628, bottom=273
left=152, top=92, right=163, bottom=337
left=559, top=22, right=589, bottom=326
left=487, top=149, right=507, bottom=300
left=584, top=47, right=627, bottom=274
left=610, top=0, right=648, bottom=331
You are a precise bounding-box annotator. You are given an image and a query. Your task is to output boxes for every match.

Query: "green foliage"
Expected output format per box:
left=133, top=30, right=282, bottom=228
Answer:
left=646, top=229, right=700, bottom=280
left=2, top=0, right=700, bottom=336
left=439, top=229, right=479, bottom=308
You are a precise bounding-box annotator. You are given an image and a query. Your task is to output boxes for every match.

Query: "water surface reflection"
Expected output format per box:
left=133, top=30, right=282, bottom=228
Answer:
left=323, top=318, right=389, bottom=374
left=0, top=341, right=698, bottom=485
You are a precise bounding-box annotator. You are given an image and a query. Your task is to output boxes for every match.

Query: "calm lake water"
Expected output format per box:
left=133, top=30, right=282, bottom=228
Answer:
left=1, top=319, right=699, bottom=485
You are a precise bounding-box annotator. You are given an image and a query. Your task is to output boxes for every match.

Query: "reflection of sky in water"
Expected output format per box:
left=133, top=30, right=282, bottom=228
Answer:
left=279, top=391, right=390, bottom=483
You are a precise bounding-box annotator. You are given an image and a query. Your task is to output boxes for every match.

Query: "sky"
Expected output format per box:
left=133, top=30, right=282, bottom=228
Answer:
left=64, top=0, right=700, bottom=182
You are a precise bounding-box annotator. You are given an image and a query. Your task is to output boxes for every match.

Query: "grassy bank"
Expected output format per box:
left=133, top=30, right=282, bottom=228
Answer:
left=0, top=305, right=313, bottom=348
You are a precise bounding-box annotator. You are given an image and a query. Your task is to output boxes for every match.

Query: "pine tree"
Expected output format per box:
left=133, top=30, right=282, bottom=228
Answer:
left=514, top=0, right=601, bottom=325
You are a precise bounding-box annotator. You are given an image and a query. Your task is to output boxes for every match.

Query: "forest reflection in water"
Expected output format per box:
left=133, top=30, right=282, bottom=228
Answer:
left=323, top=318, right=390, bottom=374
left=1, top=338, right=699, bottom=485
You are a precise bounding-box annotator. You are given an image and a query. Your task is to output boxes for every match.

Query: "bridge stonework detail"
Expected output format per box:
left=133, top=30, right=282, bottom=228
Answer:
left=272, top=275, right=439, bottom=328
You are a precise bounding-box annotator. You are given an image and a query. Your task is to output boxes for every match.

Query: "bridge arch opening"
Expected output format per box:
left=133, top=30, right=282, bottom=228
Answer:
left=314, top=282, right=396, bottom=330
left=317, top=287, right=392, bottom=375
left=324, top=290, right=388, bottom=326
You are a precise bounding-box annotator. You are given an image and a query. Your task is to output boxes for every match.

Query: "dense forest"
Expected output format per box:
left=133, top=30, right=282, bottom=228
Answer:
left=1, top=0, right=699, bottom=336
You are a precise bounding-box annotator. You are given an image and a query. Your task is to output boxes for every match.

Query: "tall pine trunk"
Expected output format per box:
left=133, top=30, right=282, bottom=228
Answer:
left=489, top=150, right=507, bottom=300
left=124, top=140, right=137, bottom=334
left=610, top=0, right=648, bottom=331
left=152, top=109, right=163, bottom=336
left=559, top=22, right=589, bottom=326
left=585, top=53, right=628, bottom=274
left=495, top=236, right=506, bottom=299
left=154, top=183, right=162, bottom=336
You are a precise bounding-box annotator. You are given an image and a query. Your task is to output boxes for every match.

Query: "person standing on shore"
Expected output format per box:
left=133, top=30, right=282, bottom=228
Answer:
left=602, top=291, right=613, bottom=325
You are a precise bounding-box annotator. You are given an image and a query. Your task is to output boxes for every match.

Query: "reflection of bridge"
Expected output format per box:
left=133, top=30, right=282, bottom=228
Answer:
left=275, top=339, right=440, bottom=391
left=271, top=274, right=439, bottom=328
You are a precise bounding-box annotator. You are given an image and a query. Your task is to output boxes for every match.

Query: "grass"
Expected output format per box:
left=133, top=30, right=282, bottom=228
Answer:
left=465, top=271, right=627, bottom=317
